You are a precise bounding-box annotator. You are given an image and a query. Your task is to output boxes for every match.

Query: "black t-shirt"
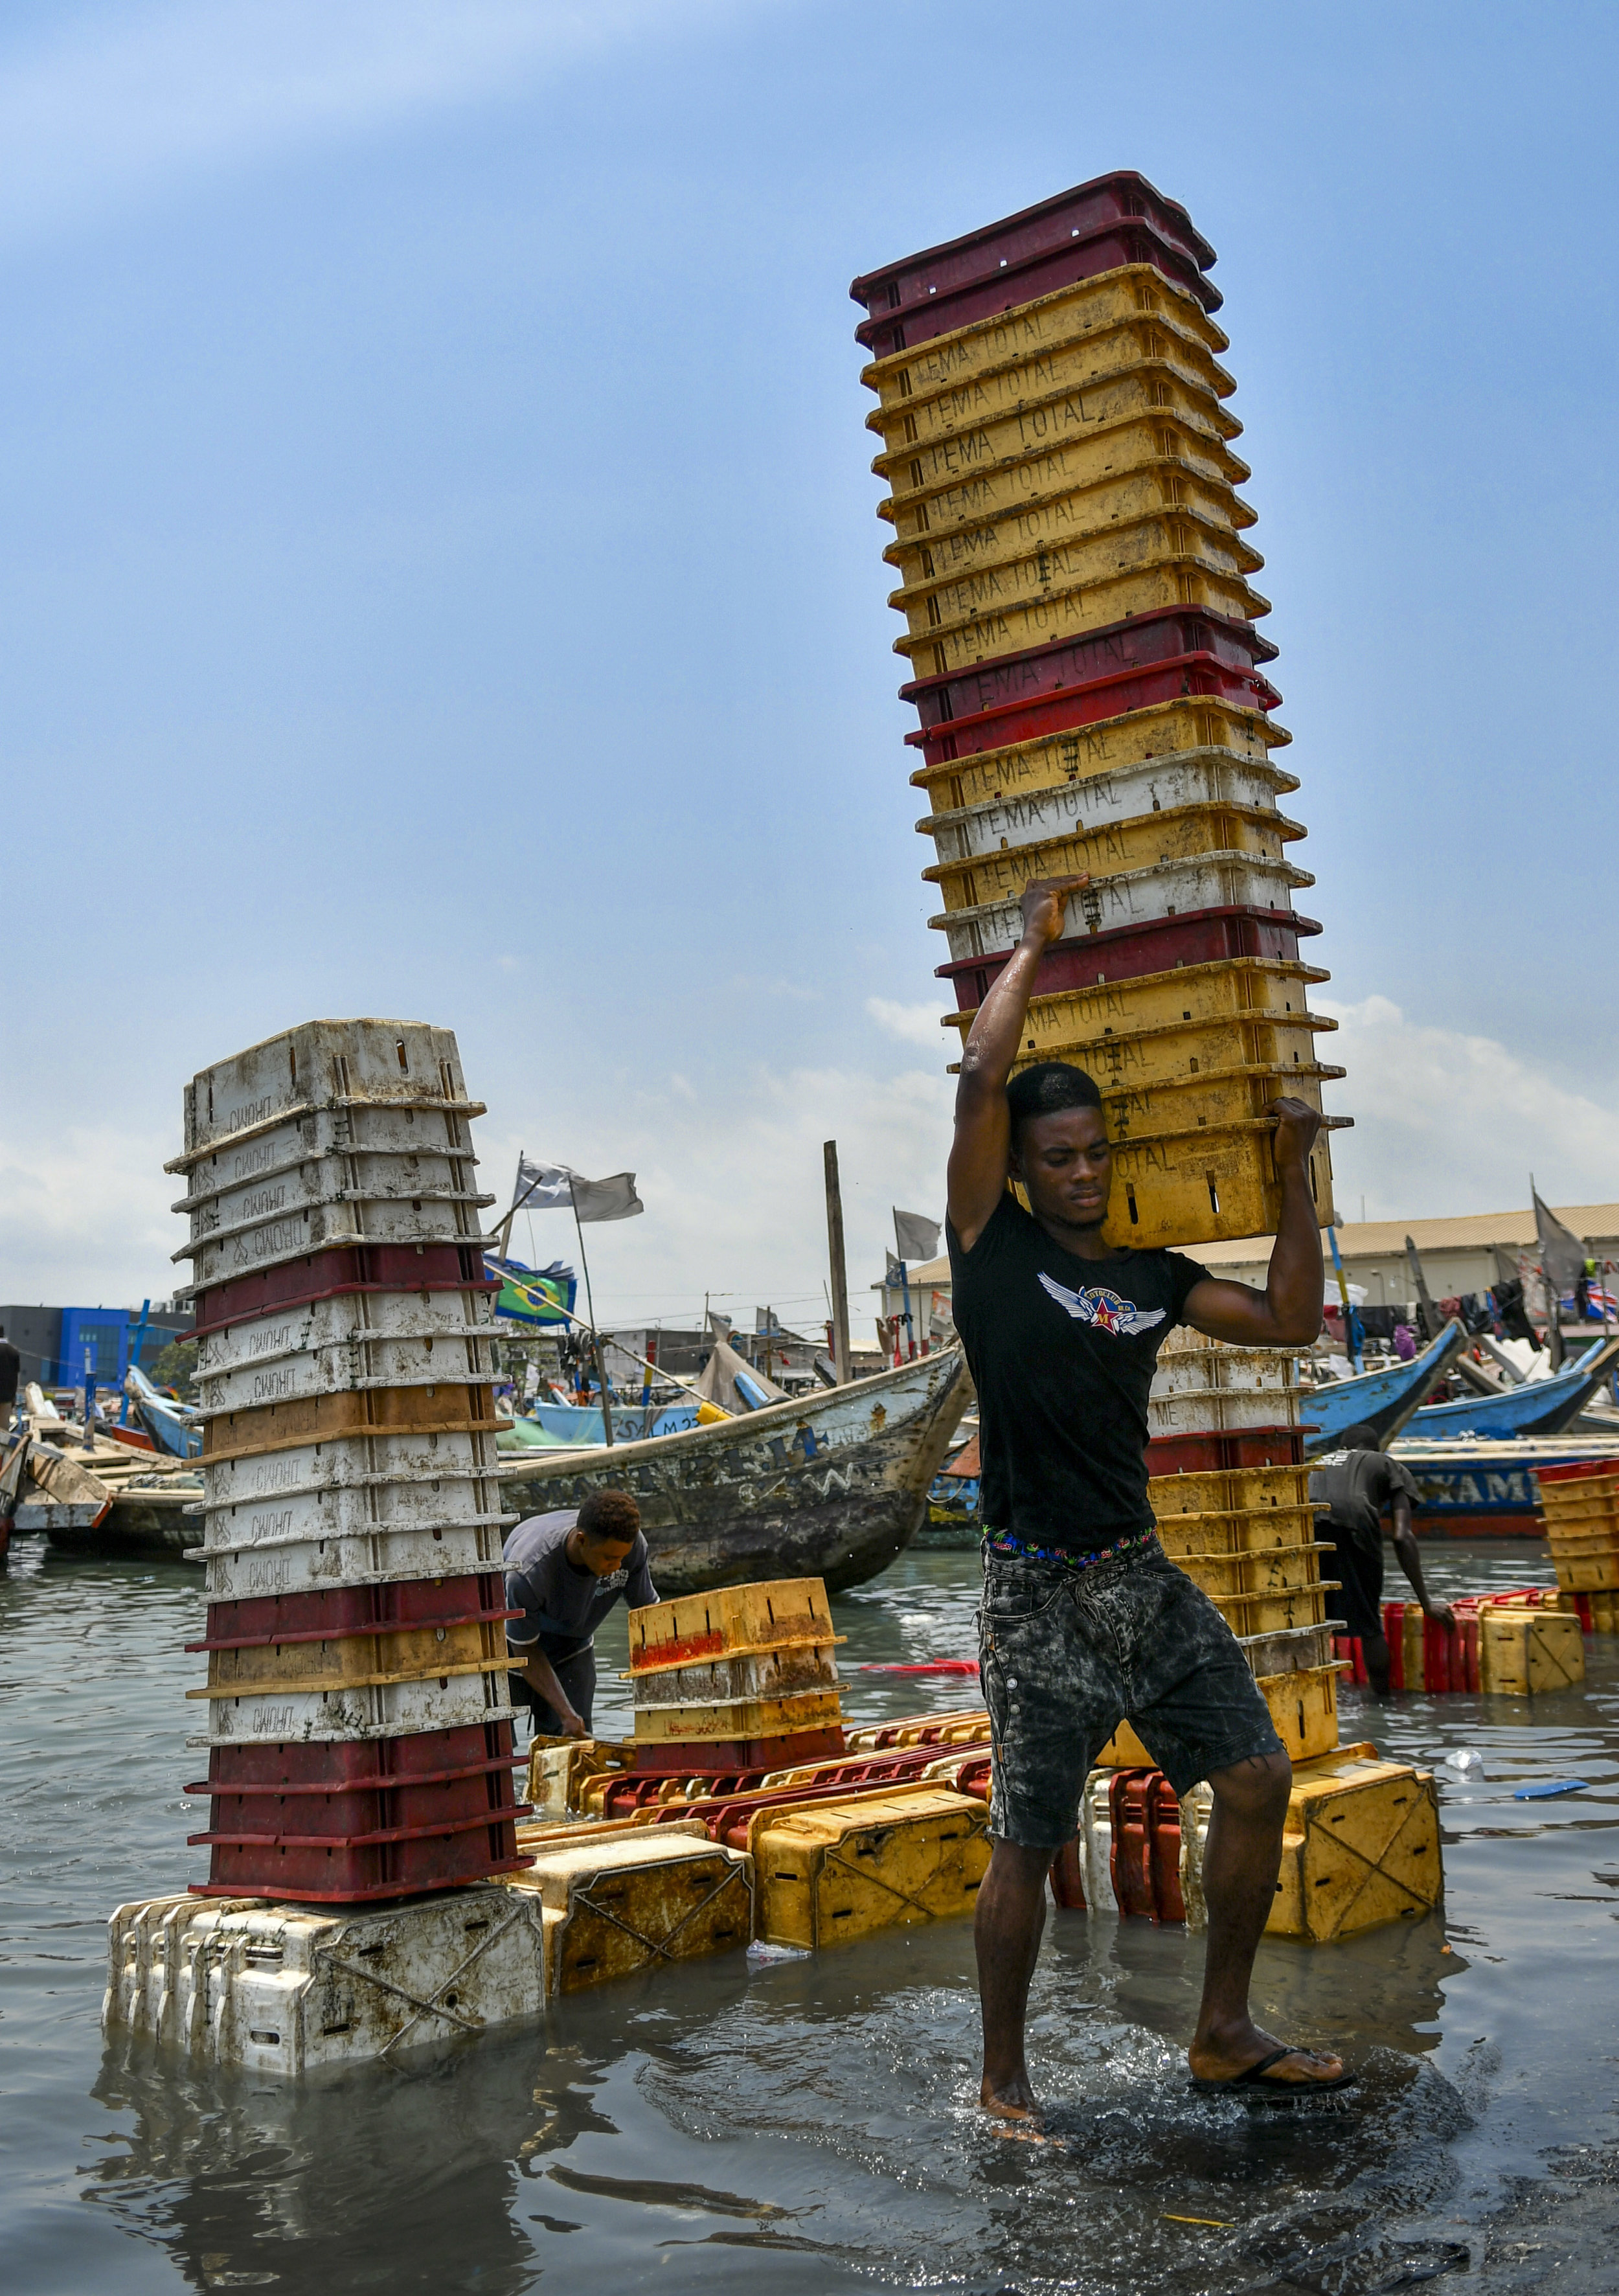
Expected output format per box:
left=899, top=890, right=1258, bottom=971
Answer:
left=1308, top=1448, right=1418, bottom=1556
left=947, top=1193, right=1206, bottom=1554
left=0, top=1341, right=19, bottom=1407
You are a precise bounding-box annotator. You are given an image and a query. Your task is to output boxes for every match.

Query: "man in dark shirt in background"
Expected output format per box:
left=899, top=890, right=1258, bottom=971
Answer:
left=504, top=1490, right=657, bottom=1738
left=0, top=1328, right=20, bottom=1428
left=950, top=878, right=1350, bottom=2119
left=1311, top=1422, right=1453, bottom=1695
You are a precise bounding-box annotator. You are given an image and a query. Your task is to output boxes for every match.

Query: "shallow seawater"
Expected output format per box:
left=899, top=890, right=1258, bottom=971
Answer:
left=5, top=1536, right=1619, bottom=2292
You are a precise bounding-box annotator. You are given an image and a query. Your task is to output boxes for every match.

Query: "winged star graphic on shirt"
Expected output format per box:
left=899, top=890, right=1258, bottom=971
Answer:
left=1037, top=1270, right=1166, bottom=1336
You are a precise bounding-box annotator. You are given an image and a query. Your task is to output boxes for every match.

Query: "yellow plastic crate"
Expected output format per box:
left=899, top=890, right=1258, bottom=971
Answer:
left=861, top=261, right=1232, bottom=409
left=894, top=555, right=1267, bottom=676
left=1587, top=1589, right=1619, bottom=1631
left=1149, top=1464, right=1320, bottom=1518
left=190, top=1613, right=508, bottom=1700
left=1096, top=1659, right=1341, bottom=1768
left=870, top=353, right=1238, bottom=496
left=947, top=954, right=1328, bottom=1053
left=896, top=503, right=1265, bottom=650
left=1099, top=1117, right=1342, bottom=1249
left=752, top=1788, right=990, bottom=1948
left=888, top=461, right=1254, bottom=599
left=630, top=1689, right=844, bottom=1745
left=1271, top=1747, right=1440, bottom=1941
left=843, top=1706, right=986, bottom=1752
left=913, top=716, right=1291, bottom=826
left=883, top=415, right=1250, bottom=555
left=953, top=1003, right=1337, bottom=1099
left=1175, top=1545, right=1330, bottom=1598
left=1207, top=1585, right=1335, bottom=1637
left=506, top=1828, right=752, bottom=1995
left=866, top=299, right=1234, bottom=448
left=1479, top=1606, right=1586, bottom=1694
left=628, top=1646, right=840, bottom=1707
left=1153, top=1506, right=1322, bottom=1560
left=1553, top=1552, right=1619, bottom=1591
left=628, top=1578, right=839, bottom=1672
left=926, top=795, right=1304, bottom=915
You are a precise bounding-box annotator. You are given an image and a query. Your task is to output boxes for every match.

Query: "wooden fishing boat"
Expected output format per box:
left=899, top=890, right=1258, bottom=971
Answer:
left=1304, top=1321, right=1467, bottom=1453
left=1404, top=1335, right=1619, bottom=1442
left=1390, top=1433, right=1619, bottom=1537
left=497, top=1347, right=972, bottom=1595
left=2, top=1429, right=201, bottom=1559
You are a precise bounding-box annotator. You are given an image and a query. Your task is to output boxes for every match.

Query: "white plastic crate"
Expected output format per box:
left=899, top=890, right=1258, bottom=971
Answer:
left=177, top=1019, right=477, bottom=1163
left=200, top=1426, right=501, bottom=1505
left=104, top=1887, right=548, bottom=2074
left=934, top=850, right=1311, bottom=963
left=174, top=1098, right=480, bottom=1203
left=179, top=1149, right=490, bottom=1245
left=195, top=1285, right=493, bottom=1380
left=195, top=1518, right=510, bottom=1600
left=197, top=1462, right=506, bottom=1535
left=196, top=1329, right=499, bottom=1418
left=922, top=752, right=1293, bottom=865
left=192, top=1666, right=515, bottom=1745
left=1152, top=1336, right=1300, bottom=1399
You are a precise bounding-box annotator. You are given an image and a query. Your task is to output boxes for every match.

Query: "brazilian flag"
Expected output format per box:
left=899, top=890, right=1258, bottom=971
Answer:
left=485, top=1255, right=577, bottom=1327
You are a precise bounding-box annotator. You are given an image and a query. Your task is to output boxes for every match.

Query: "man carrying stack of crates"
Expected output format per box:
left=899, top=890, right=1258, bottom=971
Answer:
left=947, top=878, right=1351, bottom=2117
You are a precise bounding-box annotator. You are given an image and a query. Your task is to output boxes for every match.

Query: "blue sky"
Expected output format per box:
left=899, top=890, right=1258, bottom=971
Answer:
left=2, top=0, right=1615, bottom=1329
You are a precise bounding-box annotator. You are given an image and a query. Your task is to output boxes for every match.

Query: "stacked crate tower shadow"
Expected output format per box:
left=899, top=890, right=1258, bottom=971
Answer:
left=174, top=1019, right=530, bottom=1904
left=852, top=172, right=1350, bottom=1762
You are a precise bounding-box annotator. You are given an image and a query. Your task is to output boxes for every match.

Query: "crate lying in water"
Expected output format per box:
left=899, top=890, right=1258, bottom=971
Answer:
left=753, top=1787, right=989, bottom=1948
left=504, top=1826, right=752, bottom=1992
left=104, top=1883, right=548, bottom=2074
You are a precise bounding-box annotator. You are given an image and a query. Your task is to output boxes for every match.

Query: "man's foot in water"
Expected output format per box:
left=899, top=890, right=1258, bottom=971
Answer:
left=980, top=2066, right=1044, bottom=2130
left=1188, top=2018, right=1347, bottom=2092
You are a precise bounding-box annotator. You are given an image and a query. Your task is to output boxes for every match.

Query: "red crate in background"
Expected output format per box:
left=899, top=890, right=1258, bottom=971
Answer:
left=191, top=1242, right=493, bottom=1338
left=1109, top=1769, right=1186, bottom=1922
left=901, top=606, right=1276, bottom=732
left=1147, top=1427, right=1313, bottom=1476
left=908, top=656, right=1282, bottom=771
left=851, top=170, right=1215, bottom=333
left=938, top=905, right=1323, bottom=1014
left=188, top=1573, right=517, bottom=1654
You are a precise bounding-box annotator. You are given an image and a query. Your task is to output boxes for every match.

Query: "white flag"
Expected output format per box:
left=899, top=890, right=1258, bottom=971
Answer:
left=514, top=1157, right=643, bottom=1224
left=893, top=1209, right=941, bottom=1264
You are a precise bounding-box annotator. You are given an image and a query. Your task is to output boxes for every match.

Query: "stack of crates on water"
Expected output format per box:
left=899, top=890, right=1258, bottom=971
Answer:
left=1133, top=1328, right=1344, bottom=1760
left=1537, top=1461, right=1619, bottom=1628
left=851, top=168, right=1344, bottom=1252
left=172, top=1019, right=531, bottom=1903
left=623, top=1579, right=848, bottom=1774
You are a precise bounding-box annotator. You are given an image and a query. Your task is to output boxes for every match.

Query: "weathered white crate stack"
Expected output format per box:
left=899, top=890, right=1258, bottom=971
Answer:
left=169, top=1019, right=530, bottom=1903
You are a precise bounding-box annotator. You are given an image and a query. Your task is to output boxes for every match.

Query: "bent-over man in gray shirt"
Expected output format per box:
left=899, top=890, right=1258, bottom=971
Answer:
left=504, top=1489, right=656, bottom=1737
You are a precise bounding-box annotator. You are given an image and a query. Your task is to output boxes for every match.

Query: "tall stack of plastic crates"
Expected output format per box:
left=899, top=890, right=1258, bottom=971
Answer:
left=172, top=1020, right=530, bottom=1903
left=624, top=1578, right=848, bottom=1775
left=851, top=171, right=1344, bottom=1247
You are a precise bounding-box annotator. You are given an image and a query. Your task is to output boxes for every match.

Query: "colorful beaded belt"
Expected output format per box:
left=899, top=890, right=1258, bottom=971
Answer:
left=984, top=1525, right=1159, bottom=1573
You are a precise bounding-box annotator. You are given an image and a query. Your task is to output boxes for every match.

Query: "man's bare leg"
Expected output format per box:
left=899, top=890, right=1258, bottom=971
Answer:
left=1187, top=1749, right=1346, bottom=2087
left=975, top=1838, right=1051, bottom=2119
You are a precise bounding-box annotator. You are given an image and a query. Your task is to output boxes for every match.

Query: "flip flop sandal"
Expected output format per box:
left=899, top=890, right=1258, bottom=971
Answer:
left=1190, top=2046, right=1357, bottom=2104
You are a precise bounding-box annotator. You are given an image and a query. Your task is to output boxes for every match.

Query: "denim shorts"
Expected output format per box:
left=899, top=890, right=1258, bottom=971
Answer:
left=977, top=1540, right=1285, bottom=1848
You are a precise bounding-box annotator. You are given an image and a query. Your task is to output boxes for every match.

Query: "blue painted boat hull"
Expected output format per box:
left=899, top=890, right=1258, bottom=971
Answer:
left=1304, top=1321, right=1467, bottom=1453
left=1390, top=1437, right=1619, bottom=1535
left=1407, top=1337, right=1619, bottom=1440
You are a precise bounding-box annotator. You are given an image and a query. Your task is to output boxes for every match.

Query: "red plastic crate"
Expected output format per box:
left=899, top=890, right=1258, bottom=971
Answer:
left=851, top=171, right=1215, bottom=337
left=1108, top=1769, right=1185, bottom=1922
left=1148, top=1426, right=1313, bottom=1477
left=907, top=655, right=1281, bottom=771
left=938, top=905, right=1324, bottom=1014
left=859, top=197, right=1212, bottom=360
left=191, top=1243, right=494, bottom=1339
left=190, top=1814, right=531, bottom=1902
left=188, top=1573, right=517, bottom=1654
left=900, top=606, right=1276, bottom=733
left=192, top=1719, right=517, bottom=1797
left=626, top=1724, right=846, bottom=1777
left=1333, top=1633, right=1369, bottom=1687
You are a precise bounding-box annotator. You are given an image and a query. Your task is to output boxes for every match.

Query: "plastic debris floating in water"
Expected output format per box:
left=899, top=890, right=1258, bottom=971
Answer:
left=1512, top=1779, right=1591, bottom=1801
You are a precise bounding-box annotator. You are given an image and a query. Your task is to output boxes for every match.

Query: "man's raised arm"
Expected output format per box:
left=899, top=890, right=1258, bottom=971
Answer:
left=1181, top=1098, right=1327, bottom=1347
left=946, top=877, right=1086, bottom=1253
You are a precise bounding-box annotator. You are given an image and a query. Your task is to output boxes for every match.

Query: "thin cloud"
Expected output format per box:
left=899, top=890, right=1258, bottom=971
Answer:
left=866, top=995, right=948, bottom=1050
left=0, top=0, right=786, bottom=243
left=1320, top=994, right=1619, bottom=1220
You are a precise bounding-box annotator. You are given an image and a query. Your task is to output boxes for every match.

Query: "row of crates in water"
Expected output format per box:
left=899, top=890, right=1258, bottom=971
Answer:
left=1335, top=1589, right=1591, bottom=1696
left=851, top=172, right=1346, bottom=1249
left=108, top=1731, right=1442, bottom=2075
